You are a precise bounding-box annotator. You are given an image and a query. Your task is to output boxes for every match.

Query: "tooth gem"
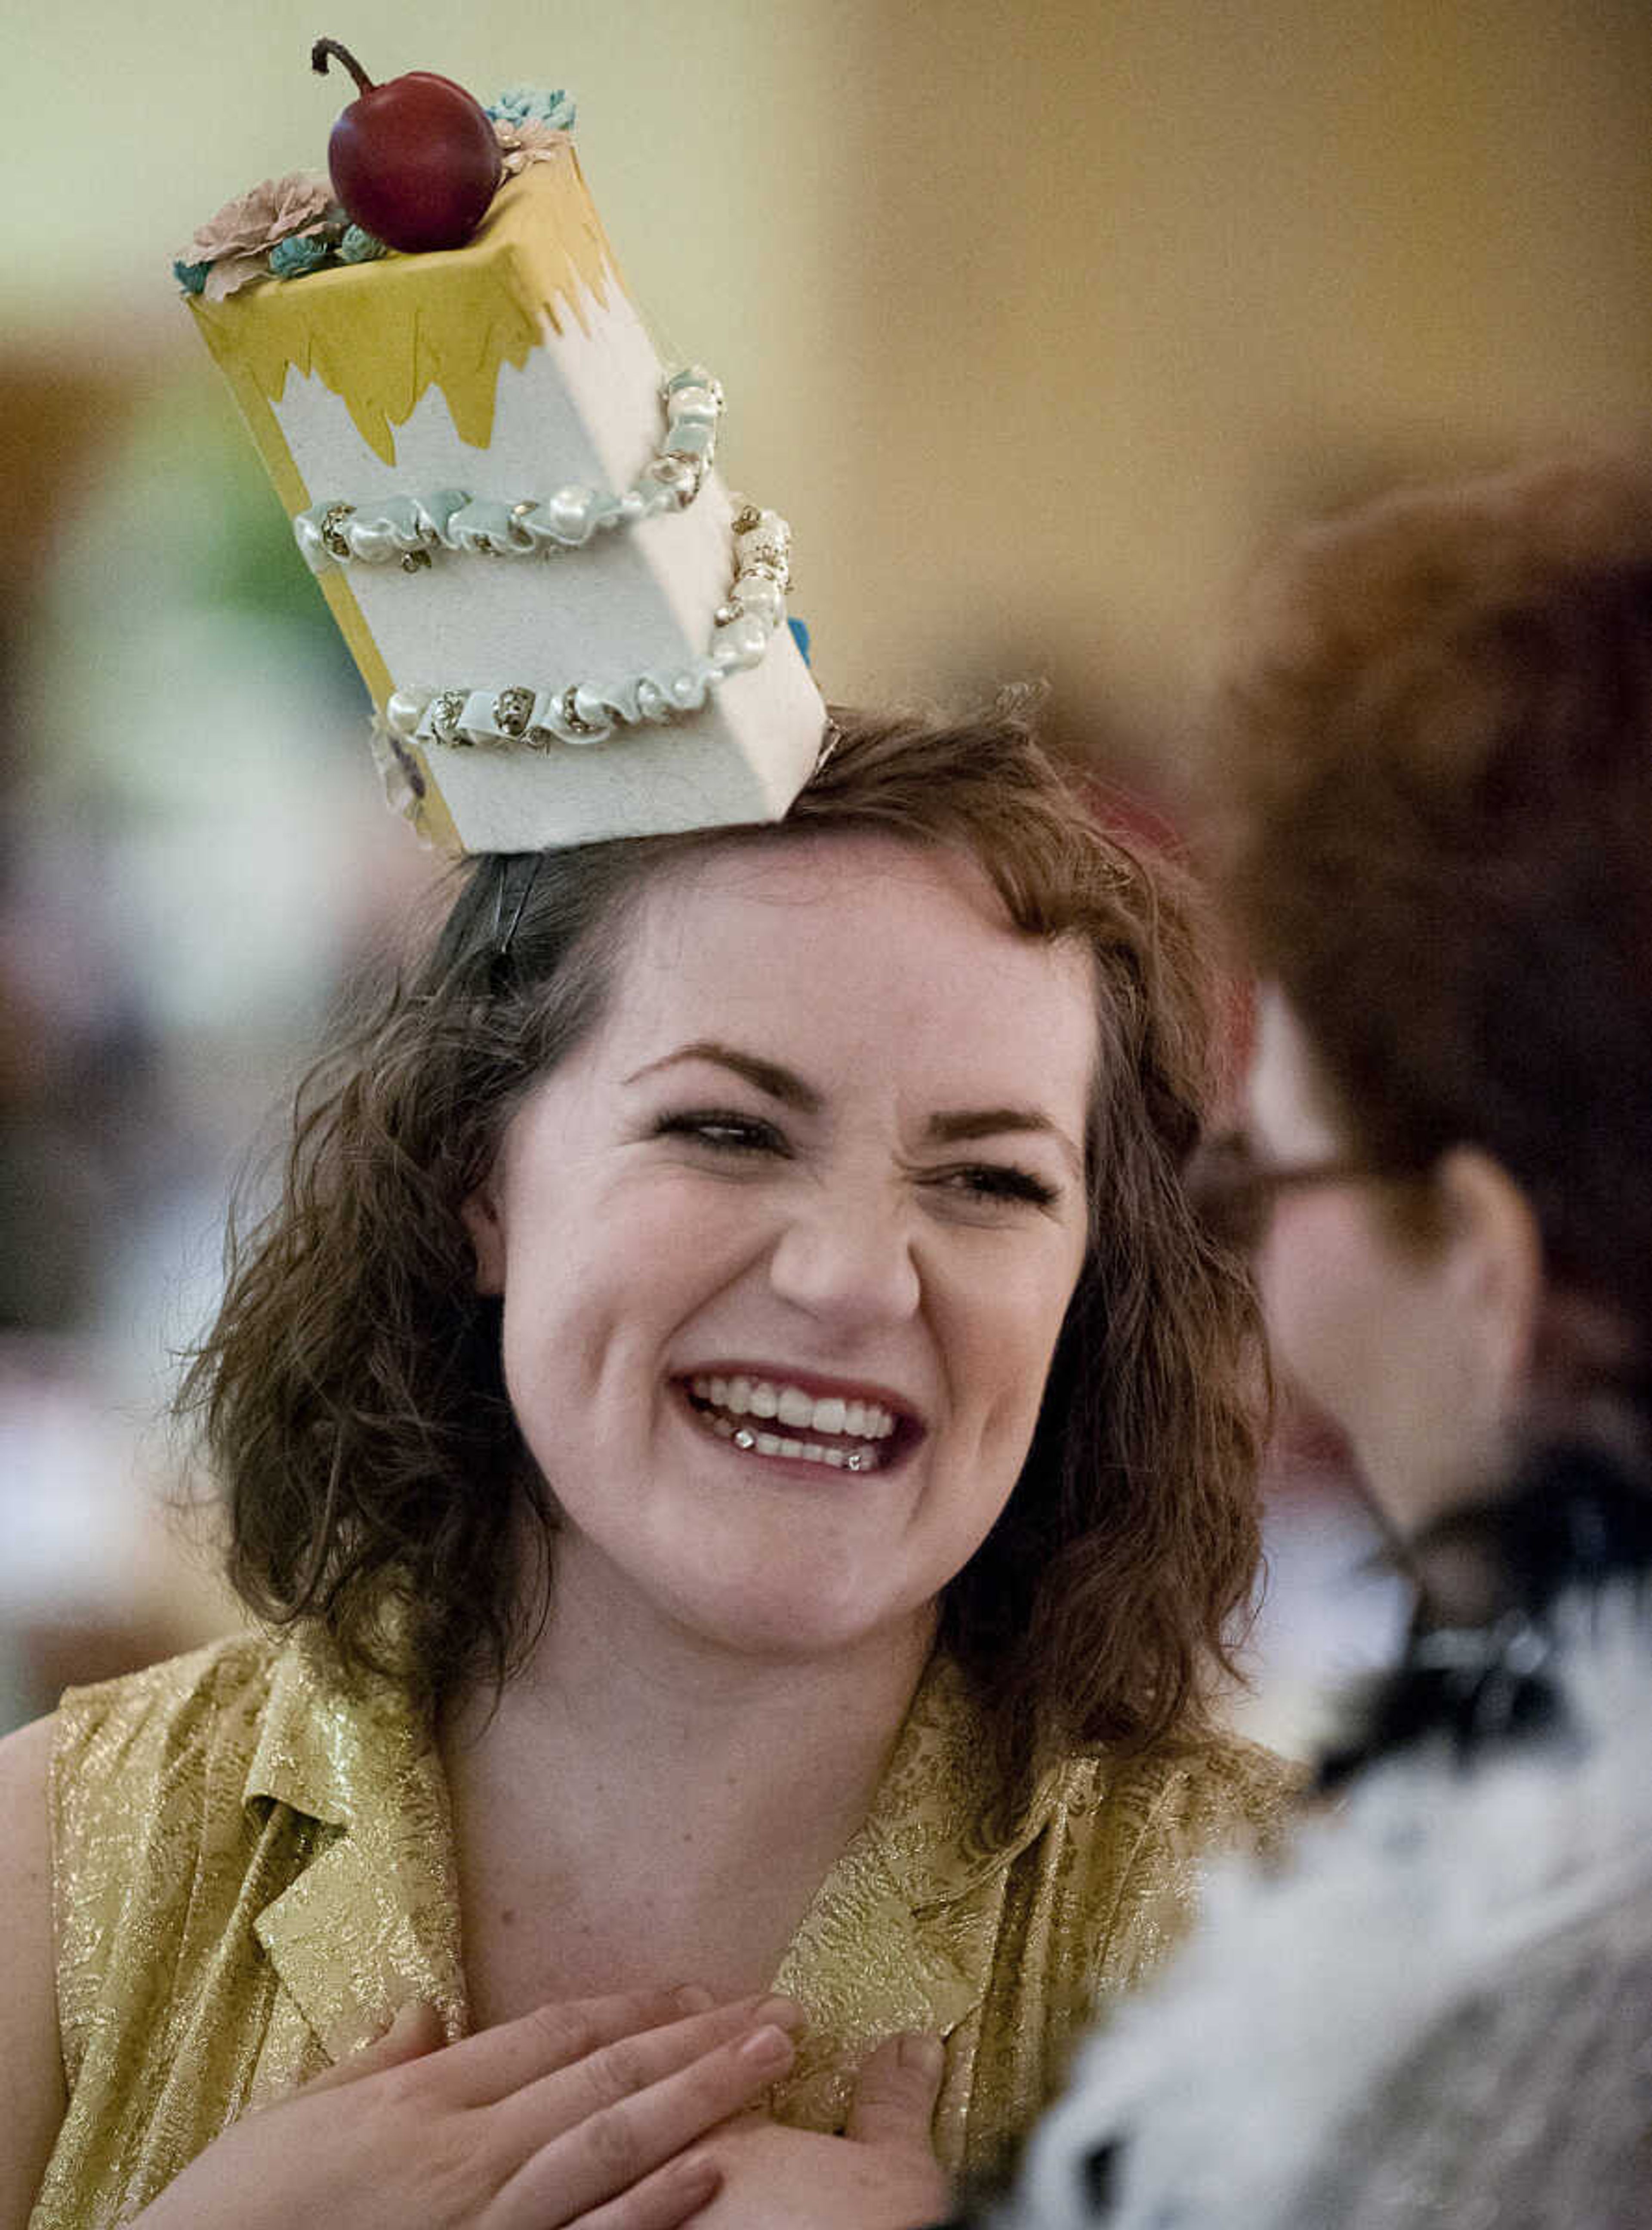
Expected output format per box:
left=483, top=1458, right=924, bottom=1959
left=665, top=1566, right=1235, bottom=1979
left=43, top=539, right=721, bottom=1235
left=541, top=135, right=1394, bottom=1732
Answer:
left=706, top=1408, right=881, bottom=1470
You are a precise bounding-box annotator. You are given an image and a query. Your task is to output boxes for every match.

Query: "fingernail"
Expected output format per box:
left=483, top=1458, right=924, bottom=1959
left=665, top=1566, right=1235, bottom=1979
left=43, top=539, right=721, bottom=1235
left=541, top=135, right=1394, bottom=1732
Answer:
left=675, top=1983, right=716, bottom=2013
left=755, top=1994, right=804, bottom=2031
left=900, top=2032, right=944, bottom=2076
left=738, top=2022, right=795, bottom=2070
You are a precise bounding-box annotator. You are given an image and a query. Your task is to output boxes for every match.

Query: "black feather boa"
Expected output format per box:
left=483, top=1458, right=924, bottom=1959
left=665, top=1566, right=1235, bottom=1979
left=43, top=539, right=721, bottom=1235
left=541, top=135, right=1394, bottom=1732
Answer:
left=1316, top=1438, right=1652, bottom=1790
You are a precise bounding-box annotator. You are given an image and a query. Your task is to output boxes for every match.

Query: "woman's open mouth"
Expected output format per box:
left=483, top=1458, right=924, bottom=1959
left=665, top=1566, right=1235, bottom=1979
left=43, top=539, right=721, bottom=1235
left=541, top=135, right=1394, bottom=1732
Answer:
left=678, top=1372, right=922, bottom=1474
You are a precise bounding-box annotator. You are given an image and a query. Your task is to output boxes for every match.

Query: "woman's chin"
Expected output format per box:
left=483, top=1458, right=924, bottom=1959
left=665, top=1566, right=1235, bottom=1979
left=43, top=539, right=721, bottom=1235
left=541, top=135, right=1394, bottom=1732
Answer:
left=621, top=1550, right=934, bottom=1669
left=684, top=1586, right=929, bottom=1666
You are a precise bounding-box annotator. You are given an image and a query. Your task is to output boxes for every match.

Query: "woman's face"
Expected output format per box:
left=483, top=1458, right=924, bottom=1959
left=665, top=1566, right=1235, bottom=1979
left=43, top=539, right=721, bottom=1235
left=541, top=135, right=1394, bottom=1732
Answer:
left=465, top=832, right=1097, bottom=1665
left=1245, top=985, right=1513, bottom=1533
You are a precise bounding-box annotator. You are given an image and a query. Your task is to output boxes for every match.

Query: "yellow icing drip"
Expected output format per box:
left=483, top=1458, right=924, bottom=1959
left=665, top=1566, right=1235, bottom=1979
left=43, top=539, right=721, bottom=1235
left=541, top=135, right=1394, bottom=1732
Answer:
left=188, top=154, right=625, bottom=465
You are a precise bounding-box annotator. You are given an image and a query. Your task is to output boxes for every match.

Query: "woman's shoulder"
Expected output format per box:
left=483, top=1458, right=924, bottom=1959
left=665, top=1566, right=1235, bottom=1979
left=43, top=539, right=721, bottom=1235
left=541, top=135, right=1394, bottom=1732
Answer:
left=55, top=1628, right=285, bottom=1775
left=50, top=1630, right=296, bottom=1882
left=0, top=1714, right=68, bottom=2230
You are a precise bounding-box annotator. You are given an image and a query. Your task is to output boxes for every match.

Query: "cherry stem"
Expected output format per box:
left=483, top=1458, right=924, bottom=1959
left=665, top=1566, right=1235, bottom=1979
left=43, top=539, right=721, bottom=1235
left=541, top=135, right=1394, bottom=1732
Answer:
left=310, top=37, right=374, bottom=95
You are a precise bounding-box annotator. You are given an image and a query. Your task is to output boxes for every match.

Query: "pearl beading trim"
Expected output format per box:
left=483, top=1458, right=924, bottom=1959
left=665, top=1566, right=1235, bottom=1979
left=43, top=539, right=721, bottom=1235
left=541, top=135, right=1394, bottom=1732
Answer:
left=383, top=503, right=793, bottom=752
left=292, top=365, right=724, bottom=576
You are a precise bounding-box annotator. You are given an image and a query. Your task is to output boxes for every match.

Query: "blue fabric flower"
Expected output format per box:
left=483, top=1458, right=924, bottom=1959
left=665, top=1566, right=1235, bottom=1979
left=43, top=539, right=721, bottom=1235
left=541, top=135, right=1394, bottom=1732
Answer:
left=338, top=225, right=387, bottom=265
left=488, top=85, right=576, bottom=130
left=173, top=259, right=211, bottom=296
left=268, top=234, right=332, bottom=280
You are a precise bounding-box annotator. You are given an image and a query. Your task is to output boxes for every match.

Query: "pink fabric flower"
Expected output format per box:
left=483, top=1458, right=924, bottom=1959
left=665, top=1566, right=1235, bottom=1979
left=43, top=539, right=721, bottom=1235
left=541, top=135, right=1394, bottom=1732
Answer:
left=176, top=172, right=337, bottom=300
left=493, top=117, right=571, bottom=177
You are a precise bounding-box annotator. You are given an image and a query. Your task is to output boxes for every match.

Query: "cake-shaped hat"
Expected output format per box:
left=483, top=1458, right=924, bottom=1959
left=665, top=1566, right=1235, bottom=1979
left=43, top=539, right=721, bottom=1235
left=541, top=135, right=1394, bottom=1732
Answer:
left=176, top=43, right=828, bottom=853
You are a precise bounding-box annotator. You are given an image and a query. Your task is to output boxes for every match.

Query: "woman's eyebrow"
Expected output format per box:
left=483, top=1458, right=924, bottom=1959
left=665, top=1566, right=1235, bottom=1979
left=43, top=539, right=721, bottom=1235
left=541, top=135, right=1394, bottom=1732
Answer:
left=623, top=1040, right=823, bottom=1111
left=626, top=1048, right=1083, bottom=1173
left=927, top=1108, right=1084, bottom=1178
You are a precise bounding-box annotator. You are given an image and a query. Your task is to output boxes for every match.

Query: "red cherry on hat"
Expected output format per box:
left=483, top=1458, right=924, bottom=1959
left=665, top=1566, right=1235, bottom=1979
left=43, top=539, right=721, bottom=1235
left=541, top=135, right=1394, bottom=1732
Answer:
left=311, top=37, right=502, bottom=254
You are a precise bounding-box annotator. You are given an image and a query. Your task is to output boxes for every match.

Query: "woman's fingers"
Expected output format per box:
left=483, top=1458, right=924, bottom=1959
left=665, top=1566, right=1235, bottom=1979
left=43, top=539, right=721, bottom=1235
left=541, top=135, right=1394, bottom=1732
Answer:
left=844, top=2033, right=944, bottom=2150
left=435, top=1985, right=725, bottom=2109
left=492, top=1997, right=802, bottom=2153
left=491, top=2020, right=798, bottom=2227
left=561, top=2149, right=721, bottom=2230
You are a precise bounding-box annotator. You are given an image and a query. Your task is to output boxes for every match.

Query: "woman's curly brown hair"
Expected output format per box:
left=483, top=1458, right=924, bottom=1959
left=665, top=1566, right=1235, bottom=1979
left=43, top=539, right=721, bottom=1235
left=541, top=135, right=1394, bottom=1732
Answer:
left=182, top=702, right=1266, bottom=1795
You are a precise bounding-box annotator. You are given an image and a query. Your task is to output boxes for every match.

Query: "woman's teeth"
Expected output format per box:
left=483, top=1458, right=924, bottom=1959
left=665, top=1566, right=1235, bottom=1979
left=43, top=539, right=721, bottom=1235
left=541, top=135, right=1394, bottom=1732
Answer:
left=692, top=1376, right=896, bottom=1438
left=688, top=1376, right=899, bottom=1472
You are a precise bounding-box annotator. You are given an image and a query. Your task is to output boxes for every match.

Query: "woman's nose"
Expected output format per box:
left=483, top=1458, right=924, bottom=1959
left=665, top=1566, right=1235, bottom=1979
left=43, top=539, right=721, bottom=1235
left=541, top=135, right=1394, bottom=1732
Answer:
left=767, top=1190, right=922, bottom=1329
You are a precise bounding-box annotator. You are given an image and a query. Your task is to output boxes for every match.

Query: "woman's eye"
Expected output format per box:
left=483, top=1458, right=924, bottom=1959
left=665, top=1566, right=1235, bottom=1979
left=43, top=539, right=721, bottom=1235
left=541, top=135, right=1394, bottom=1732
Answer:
left=933, top=1163, right=1061, bottom=1212
left=650, top=1109, right=789, bottom=1157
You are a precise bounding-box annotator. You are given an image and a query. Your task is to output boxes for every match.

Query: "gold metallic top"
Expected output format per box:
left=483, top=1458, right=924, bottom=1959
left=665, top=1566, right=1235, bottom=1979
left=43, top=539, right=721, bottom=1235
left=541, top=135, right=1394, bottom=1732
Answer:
left=34, top=1631, right=1290, bottom=2227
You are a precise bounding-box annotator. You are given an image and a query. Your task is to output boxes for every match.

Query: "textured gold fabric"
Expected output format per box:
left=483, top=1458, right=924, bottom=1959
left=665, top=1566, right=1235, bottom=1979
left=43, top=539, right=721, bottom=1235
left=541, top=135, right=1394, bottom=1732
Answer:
left=34, top=1630, right=1289, bottom=2226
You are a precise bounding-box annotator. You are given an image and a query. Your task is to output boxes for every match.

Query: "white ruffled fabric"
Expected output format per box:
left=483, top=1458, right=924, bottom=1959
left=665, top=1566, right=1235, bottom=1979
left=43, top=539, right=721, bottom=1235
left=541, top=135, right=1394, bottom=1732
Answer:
left=1000, top=1588, right=1652, bottom=2229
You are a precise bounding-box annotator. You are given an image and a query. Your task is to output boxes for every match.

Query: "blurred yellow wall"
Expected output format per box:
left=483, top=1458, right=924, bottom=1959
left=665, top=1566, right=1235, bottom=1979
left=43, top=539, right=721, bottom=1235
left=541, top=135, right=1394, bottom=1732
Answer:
left=6, top=0, right=1649, bottom=784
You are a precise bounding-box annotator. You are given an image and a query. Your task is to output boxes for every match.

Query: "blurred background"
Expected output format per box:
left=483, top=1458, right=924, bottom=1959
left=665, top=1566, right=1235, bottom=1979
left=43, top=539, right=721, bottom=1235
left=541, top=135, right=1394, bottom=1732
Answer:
left=1, top=0, right=1647, bottom=1743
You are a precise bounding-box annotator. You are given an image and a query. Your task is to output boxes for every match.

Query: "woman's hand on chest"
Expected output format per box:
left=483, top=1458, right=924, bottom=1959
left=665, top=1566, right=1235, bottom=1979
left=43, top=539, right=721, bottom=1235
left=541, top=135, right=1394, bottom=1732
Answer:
left=132, top=1986, right=804, bottom=2230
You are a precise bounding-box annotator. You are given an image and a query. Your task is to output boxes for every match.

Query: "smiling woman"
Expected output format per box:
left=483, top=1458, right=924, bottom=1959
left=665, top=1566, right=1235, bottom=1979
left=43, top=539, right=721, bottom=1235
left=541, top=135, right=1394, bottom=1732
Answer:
left=5, top=703, right=1291, bottom=2230
left=457, top=835, right=1097, bottom=1681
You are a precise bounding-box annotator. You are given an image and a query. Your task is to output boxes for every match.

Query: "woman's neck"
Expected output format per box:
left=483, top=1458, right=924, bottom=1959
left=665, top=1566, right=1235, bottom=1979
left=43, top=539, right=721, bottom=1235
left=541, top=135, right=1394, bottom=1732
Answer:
left=500, top=1567, right=930, bottom=1813
left=440, top=1543, right=937, bottom=2012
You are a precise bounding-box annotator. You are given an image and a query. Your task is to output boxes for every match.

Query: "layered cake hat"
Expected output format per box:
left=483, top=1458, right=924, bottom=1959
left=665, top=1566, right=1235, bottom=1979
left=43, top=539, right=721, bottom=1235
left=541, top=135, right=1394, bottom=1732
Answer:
left=175, top=41, right=828, bottom=854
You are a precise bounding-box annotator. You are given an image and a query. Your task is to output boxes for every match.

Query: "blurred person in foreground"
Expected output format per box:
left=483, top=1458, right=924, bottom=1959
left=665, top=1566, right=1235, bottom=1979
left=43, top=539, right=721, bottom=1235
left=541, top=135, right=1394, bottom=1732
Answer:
left=0, top=704, right=1289, bottom=2230
left=984, top=452, right=1652, bottom=2229
left=691, top=453, right=1652, bottom=2227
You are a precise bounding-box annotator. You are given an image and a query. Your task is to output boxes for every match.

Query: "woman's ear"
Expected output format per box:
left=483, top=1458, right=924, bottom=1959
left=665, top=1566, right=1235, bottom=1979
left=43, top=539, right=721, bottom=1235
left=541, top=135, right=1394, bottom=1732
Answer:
left=1435, top=1146, right=1544, bottom=1403
left=461, top=1182, right=508, bottom=1297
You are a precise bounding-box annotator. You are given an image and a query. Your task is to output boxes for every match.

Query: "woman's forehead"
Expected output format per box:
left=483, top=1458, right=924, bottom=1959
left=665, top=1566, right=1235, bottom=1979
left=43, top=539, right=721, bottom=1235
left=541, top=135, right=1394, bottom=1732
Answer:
left=662, top=822, right=992, bottom=906
left=602, top=831, right=1101, bottom=1098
